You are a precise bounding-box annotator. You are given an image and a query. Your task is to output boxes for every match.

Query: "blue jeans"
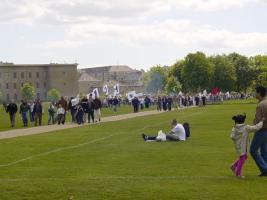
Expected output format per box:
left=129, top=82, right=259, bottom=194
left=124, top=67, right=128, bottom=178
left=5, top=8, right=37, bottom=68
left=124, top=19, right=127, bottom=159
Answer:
left=250, top=129, right=267, bottom=173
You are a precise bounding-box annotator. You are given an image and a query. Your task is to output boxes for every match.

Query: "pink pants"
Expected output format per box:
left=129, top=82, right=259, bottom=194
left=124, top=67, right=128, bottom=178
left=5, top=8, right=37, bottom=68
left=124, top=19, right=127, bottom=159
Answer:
left=231, top=154, right=247, bottom=176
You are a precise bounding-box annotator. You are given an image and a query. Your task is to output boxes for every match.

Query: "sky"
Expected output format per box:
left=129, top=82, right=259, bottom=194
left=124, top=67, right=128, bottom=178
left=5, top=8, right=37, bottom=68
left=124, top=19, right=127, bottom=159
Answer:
left=1, top=0, right=267, bottom=70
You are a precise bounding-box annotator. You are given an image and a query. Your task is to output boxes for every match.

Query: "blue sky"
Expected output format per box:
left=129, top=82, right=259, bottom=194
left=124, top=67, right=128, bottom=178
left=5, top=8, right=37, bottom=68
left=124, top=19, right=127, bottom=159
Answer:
left=0, top=0, right=267, bottom=70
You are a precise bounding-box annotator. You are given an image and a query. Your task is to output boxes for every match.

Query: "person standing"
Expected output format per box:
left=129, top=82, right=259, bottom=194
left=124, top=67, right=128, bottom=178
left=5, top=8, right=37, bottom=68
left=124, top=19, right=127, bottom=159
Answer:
left=93, top=97, right=102, bottom=122
left=112, top=96, right=119, bottom=112
left=167, top=96, right=173, bottom=111
left=6, top=100, right=18, bottom=128
left=19, top=100, right=30, bottom=127
left=250, top=86, right=267, bottom=176
left=33, top=99, right=43, bottom=126
left=132, top=97, right=139, bottom=113
left=157, top=96, right=162, bottom=111
left=29, top=101, right=35, bottom=126
left=88, top=94, right=95, bottom=123
left=81, top=97, right=89, bottom=123
left=202, top=95, right=206, bottom=107
left=48, top=101, right=56, bottom=125
left=57, top=96, right=68, bottom=124
left=57, top=104, right=65, bottom=125
left=162, top=96, right=168, bottom=111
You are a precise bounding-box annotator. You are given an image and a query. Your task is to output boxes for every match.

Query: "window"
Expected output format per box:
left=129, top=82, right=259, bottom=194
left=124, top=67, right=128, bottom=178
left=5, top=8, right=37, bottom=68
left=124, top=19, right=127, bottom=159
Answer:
left=13, top=83, right=16, bottom=89
left=36, top=82, right=39, bottom=88
left=29, top=72, right=32, bottom=78
left=37, top=93, right=40, bottom=98
left=6, top=83, right=9, bottom=89
left=63, top=82, right=66, bottom=86
left=14, top=94, right=17, bottom=101
left=6, top=94, right=10, bottom=101
left=44, top=82, right=46, bottom=88
left=36, top=72, right=39, bottom=78
left=13, top=72, right=17, bottom=78
left=21, top=72, right=24, bottom=78
left=21, top=83, right=24, bottom=87
left=63, top=72, right=66, bottom=75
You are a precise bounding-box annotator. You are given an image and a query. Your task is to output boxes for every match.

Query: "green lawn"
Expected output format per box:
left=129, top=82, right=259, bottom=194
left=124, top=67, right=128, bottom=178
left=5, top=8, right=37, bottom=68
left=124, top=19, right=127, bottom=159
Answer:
left=0, top=104, right=156, bottom=132
left=0, top=102, right=267, bottom=199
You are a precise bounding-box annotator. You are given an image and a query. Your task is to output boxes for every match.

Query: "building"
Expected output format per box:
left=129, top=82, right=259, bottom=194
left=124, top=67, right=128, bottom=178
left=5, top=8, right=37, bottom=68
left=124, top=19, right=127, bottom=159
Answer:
left=78, top=65, right=143, bottom=95
left=0, top=62, right=78, bottom=102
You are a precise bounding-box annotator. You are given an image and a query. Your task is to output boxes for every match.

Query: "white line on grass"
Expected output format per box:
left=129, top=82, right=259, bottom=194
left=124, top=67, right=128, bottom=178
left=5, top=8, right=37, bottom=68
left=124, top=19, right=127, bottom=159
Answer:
left=0, top=112, right=202, bottom=168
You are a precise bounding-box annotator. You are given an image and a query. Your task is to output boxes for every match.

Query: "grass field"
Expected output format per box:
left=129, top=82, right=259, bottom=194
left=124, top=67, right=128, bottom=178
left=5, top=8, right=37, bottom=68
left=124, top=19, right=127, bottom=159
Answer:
left=1, top=101, right=267, bottom=200
left=0, top=104, right=156, bottom=132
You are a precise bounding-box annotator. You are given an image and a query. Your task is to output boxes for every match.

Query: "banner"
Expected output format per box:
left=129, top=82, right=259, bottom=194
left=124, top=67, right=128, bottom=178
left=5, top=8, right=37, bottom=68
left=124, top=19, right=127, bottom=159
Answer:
left=113, top=83, right=120, bottom=96
left=127, top=91, right=136, bottom=101
left=92, top=88, right=99, bottom=99
left=103, top=85, right=109, bottom=95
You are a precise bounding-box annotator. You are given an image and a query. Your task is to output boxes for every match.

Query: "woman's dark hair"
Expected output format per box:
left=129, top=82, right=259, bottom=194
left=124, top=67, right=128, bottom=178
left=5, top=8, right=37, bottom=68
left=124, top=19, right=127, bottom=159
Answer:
left=232, top=114, right=246, bottom=124
left=256, top=86, right=267, bottom=97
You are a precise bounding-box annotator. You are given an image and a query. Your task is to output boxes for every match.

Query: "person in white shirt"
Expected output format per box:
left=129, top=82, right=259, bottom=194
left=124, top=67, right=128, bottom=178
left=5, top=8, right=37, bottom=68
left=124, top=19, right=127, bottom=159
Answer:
left=57, top=104, right=65, bottom=125
left=142, top=119, right=187, bottom=141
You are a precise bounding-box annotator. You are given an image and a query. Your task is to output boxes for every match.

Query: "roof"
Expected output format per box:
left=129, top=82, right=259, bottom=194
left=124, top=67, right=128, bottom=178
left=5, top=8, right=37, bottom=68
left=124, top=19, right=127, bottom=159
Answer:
left=81, top=65, right=139, bottom=73
left=0, top=63, right=78, bottom=67
left=78, top=72, right=101, bottom=82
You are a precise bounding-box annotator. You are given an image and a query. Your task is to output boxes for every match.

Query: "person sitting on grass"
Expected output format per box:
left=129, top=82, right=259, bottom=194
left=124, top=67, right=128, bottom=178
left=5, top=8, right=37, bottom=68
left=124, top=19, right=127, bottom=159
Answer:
left=230, top=113, right=264, bottom=178
left=57, top=104, right=65, bottom=125
left=142, top=119, right=188, bottom=142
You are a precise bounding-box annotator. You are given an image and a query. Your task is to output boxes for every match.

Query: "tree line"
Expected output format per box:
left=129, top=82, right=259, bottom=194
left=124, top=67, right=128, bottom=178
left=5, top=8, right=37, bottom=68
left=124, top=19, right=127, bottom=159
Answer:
left=143, top=52, right=267, bottom=94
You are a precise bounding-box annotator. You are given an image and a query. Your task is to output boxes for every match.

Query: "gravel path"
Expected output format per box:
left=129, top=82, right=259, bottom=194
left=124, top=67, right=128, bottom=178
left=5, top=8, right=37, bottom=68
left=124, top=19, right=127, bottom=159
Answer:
left=0, top=110, right=168, bottom=140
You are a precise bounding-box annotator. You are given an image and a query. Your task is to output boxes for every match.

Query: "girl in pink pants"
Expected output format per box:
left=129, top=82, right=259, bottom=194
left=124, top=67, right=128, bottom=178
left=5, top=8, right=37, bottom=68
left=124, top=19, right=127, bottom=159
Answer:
left=230, top=114, right=264, bottom=178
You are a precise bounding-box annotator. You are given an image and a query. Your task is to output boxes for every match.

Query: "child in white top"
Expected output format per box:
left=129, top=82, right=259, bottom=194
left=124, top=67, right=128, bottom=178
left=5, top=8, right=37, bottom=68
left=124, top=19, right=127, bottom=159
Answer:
left=230, top=113, right=264, bottom=178
left=57, top=104, right=65, bottom=125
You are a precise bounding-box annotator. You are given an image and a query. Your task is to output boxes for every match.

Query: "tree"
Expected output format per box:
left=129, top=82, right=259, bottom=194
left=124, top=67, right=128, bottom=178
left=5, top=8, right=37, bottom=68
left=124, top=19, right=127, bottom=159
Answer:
left=182, top=52, right=214, bottom=92
left=228, top=53, right=254, bottom=93
left=250, top=55, right=267, bottom=87
left=165, top=76, right=182, bottom=94
left=20, top=82, right=35, bottom=101
left=145, top=65, right=168, bottom=94
left=209, top=55, right=236, bottom=92
left=47, top=88, right=61, bottom=102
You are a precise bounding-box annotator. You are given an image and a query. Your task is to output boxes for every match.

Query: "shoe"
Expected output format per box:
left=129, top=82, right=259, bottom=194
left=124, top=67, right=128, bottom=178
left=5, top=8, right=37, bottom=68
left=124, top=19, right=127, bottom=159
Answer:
left=230, top=165, right=235, bottom=174
left=236, top=175, right=245, bottom=179
left=142, top=133, right=147, bottom=141
left=259, top=171, right=267, bottom=177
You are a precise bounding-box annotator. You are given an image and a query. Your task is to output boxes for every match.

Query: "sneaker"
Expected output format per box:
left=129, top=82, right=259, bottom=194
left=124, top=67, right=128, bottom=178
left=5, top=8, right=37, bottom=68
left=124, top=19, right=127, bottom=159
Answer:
left=142, top=133, right=147, bottom=141
left=230, top=165, right=235, bottom=174
left=259, top=171, right=267, bottom=177
left=236, top=175, right=245, bottom=179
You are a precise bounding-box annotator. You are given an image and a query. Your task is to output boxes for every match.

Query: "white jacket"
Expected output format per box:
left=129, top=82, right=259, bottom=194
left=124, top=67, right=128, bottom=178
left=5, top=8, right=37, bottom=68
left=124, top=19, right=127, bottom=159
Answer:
left=230, top=122, right=263, bottom=156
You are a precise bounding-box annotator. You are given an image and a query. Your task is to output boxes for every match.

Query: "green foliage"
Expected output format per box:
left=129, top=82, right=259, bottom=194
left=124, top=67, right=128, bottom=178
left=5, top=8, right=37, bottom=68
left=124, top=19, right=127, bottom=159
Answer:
left=47, top=89, right=61, bottom=102
left=165, top=76, right=182, bottom=94
left=209, top=55, right=236, bottom=92
left=145, top=65, right=168, bottom=94
left=182, top=52, right=214, bottom=92
left=20, top=82, right=35, bottom=101
left=228, top=53, right=255, bottom=92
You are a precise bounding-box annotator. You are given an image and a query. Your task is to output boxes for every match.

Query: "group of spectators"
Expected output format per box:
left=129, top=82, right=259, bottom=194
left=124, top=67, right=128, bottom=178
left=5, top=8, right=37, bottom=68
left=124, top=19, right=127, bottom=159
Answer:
left=3, top=95, right=103, bottom=128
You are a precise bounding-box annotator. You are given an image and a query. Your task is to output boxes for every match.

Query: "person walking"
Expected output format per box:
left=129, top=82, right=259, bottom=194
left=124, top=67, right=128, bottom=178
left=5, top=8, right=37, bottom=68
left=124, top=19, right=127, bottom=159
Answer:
left=19, top=100, right=30, bottom=127
left=48, top=101, right=56, bottom=125
left=57, top=104, right=65, bottom=125
left=88, top=94, right=95, bottom=123
left=33, top=99, right=43, bottom=126
left=250, top=86, right=267, bottom=177
left=57, top=96, right=68, bottom=124
left=93, top=97, right=102, bottom=122
left=157, top=96, right=162, bottom=111
left=6, top=100, right=18, bottom=128
left=112, top=96, right=119, bottom=112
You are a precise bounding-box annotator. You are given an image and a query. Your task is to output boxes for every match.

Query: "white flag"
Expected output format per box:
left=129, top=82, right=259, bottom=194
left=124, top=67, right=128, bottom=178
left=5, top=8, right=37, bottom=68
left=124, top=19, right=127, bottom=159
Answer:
left=127, top=91, right=136, bottom=101
left=114, top=83, right=120, bottom=96
left=92, top=88, right=99, bottom=99
left=103, top=85, right=109, bottom=95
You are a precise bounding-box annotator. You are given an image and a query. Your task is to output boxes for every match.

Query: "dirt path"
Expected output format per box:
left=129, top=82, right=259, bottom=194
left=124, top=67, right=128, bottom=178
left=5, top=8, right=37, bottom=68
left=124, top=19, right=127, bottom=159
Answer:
left=0, top=110, right=172, bottom=140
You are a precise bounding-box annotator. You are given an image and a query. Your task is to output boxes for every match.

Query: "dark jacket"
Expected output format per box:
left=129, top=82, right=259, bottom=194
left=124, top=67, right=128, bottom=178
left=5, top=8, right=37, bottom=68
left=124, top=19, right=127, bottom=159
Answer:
left=19, top=103, right=30, bottom=114
left=6, top=103, right=18, bottom=115
left=33, top=102, right=43, bottom=114
left=93, top=98, right=102, bottom=110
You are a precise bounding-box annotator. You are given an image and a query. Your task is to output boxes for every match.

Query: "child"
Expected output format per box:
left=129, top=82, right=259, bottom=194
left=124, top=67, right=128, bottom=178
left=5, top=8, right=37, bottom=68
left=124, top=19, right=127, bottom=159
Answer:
left=57, top=104, right=65, bottom=125
left=230, top=113, right=264, bottom=178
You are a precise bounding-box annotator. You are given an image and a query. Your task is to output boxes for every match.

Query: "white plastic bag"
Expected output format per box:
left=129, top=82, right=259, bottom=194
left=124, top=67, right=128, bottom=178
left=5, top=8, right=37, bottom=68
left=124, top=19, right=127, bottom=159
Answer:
left=156, top=130, right=166, bottom=141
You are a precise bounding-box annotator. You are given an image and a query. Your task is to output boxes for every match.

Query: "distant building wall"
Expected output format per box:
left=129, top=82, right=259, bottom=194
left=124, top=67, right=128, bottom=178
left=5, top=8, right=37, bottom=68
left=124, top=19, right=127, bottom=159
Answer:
left=0, top=63, right=78, bottom=102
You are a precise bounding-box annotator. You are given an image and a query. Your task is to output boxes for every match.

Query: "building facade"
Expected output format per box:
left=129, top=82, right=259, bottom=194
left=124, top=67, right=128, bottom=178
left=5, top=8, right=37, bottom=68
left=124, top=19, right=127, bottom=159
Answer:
left=79, top=65, right=143, bottom=95
left=0, top=63, right=78, bottom=102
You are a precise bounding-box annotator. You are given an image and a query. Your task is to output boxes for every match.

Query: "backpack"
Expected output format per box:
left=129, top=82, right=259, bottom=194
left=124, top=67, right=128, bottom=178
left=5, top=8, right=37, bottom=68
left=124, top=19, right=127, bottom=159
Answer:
left=183, top=122, right=190, bottom=138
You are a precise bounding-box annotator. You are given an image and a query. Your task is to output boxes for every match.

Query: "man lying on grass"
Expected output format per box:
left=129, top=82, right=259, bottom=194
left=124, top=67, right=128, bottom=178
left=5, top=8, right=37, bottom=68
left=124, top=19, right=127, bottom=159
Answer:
left=142, top=119, right=190, bottom=142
